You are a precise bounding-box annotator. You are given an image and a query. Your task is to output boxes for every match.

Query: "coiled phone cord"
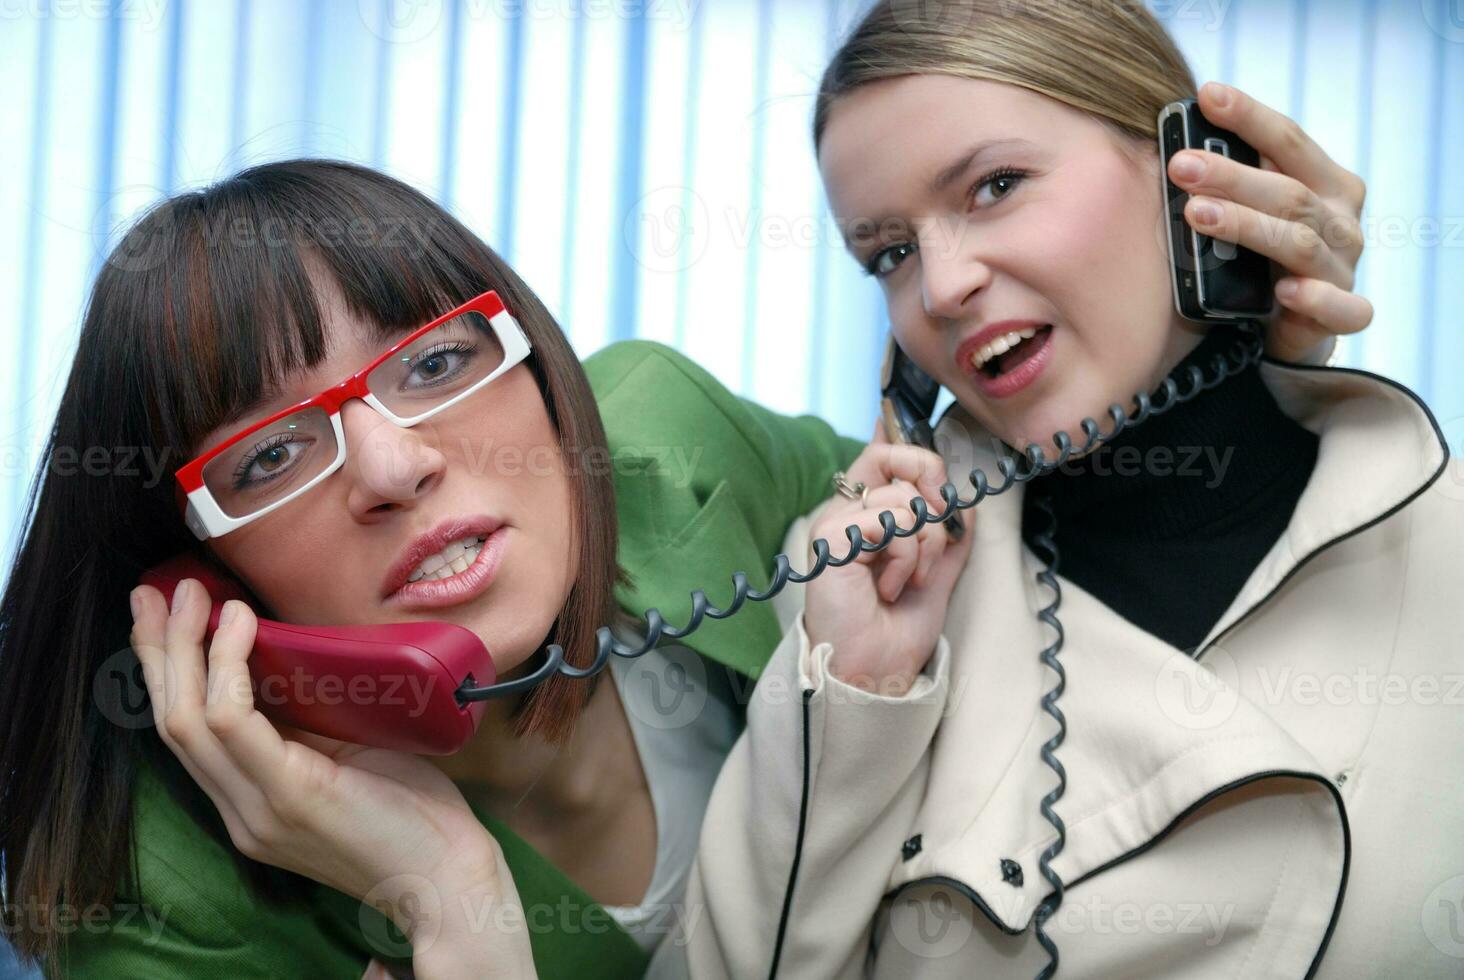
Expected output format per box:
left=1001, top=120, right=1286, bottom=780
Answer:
left=1027, top=489, right=1067, bottom=979
left=457, top=321, right=1265, bottom=977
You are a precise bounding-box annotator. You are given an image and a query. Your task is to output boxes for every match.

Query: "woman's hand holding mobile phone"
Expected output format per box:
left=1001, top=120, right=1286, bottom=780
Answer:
left=1168, top=81, right=1371, bottom=364
left=128, top=581, right=538, bottom=979
left=803, top=423, right=975, bottom=697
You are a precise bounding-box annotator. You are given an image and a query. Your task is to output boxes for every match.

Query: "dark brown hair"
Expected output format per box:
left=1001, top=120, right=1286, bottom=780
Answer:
left=0, top=159, right=625, bottom=965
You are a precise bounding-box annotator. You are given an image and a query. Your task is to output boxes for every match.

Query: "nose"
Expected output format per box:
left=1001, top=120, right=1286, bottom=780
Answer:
left=918, top=222, right=992, bottom=321
left=339, top=398, right=446, bottom=520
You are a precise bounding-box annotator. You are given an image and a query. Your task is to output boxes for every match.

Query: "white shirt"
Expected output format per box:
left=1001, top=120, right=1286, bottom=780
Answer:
left=601, top=629, right=742, bottom=970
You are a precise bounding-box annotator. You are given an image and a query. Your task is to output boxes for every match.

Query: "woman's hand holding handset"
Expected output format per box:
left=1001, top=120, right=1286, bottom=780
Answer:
left=128, top=581, right=538, bottom=980
left=803, top=422, right=976, bottom=697
left=1171, top=81, right=1371, bottom=364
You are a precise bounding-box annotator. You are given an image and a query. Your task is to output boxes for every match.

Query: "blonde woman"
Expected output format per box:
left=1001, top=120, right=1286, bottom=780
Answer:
left=679, top=2, right=1460, bottom=978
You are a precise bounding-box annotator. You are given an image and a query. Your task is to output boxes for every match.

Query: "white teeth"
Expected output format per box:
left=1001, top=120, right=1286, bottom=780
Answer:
left=970, top=326, right=1042, bottom=373
left=406, top=535, right=488, bottom=584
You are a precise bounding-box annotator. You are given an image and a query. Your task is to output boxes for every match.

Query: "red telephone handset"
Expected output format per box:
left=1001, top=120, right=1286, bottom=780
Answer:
left=138, top=553, right=496, bottom=755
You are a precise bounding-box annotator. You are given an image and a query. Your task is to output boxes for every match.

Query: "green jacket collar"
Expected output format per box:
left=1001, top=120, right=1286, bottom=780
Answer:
left=610, top=462, right=784, bottom=681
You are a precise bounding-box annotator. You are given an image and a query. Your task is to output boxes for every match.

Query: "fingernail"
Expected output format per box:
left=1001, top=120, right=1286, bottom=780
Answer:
left=1191, top=200, right=1221, bottom=225
left=129, top=588, right=141, bottom=620
left=218, top=600, right=237, bottom=628
left=1204, top=81, right=1232, bottom=107
left=1171, top=154, right=1204, bottom=182
left=1276, top=279, right=1299, bottom=300
left=171, top=579, right=190, bottom=614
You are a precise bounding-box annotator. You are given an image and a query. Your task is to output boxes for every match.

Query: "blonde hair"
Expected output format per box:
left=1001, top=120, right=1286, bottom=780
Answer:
left=814, top=0, right=1198, bottom=159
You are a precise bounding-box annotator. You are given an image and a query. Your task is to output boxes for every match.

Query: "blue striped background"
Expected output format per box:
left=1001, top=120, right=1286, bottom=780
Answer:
left=0, top=0, right=1461, bottom=574
left=0, top=2, right=1462, bottom=973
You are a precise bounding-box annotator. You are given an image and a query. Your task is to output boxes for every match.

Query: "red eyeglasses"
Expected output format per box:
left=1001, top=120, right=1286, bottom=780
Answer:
left=175, top=290, right=532, bottom=540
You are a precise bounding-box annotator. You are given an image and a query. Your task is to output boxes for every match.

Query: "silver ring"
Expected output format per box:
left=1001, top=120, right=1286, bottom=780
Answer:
left=832, top=471, right=870, bottom=508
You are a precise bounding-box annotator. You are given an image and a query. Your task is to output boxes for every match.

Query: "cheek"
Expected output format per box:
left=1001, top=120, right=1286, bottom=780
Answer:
left=1023, top=159, right=1165, bottom=279
left=1090, top=194, right=1168, bottom=302
left=208, top=516, right=342, bottom=622
left=1011, top=174, right=1172, bottom=362
left=453, top=402, right=576, bottom=580
left=966, top=194, right=1173, bottom=445
left=1015, top=192, right=1150, bottom=299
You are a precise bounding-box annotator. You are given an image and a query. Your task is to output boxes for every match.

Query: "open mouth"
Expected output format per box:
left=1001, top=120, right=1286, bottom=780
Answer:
left=407, top=534, right=489, bottom=583
left=971, top=324, right=1054, bottom=379
left=385, top=524, right=510, bottom=611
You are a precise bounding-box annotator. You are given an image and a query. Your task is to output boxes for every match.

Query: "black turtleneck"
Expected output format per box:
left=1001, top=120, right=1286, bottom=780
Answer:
left=1017, top=324, right=1320, bottom=655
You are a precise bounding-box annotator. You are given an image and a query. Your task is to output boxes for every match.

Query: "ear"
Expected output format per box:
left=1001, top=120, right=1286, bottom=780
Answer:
left=1122, top=131, right=1163, bottom=180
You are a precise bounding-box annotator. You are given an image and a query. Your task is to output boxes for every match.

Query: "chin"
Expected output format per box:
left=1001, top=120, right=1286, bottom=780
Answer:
left=1009, top=371, right=1143, bottom=456
left=466, top=612, right=548, bottom=677
left=991, top=405, right=1082, bottom=457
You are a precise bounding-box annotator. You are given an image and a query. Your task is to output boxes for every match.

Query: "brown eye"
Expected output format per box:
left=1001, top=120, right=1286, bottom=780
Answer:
left=258, top=445, right=289, bottom=473
left=403, top=341, right=475, bottom=389
left=971, top=167, right=1028, bottom=208
left=866, top=241, right=917, bottom=278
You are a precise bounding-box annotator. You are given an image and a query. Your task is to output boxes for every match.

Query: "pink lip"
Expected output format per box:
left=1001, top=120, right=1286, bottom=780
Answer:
left=384, top=525, right=509, bottom=611
left=380, top=514, right=506, bottom=601
left=954, top=319, right=1055, bottom=400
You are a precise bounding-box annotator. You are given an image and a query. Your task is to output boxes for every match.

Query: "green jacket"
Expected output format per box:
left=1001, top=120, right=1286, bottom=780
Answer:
left=53, top=341, right=862, bottom=979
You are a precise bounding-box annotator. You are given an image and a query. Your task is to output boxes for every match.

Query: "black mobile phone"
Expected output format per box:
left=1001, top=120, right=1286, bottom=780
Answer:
left=1158, top=97, right=1275, bottom=322
left=879, top=338, right=965, bottom=540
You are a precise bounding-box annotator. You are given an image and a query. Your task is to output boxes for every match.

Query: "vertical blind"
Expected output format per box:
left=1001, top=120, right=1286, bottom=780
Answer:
left=0, top=0, right=1460, bottom=564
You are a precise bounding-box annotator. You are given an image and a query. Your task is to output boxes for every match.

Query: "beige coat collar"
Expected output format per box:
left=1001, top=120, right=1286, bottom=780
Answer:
left=892, top=360, right=1448, bottom=951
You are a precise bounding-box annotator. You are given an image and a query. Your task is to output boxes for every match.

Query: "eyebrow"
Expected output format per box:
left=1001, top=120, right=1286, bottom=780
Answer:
left=224, top=380, right=288, bottom=427
left=840, top=137, right=1037, bottom=252
left=927, top=137, right=1037, bottom=196
left=205, top=380, right=304, bottom=453
left=210, top=311, right=462, bottom=439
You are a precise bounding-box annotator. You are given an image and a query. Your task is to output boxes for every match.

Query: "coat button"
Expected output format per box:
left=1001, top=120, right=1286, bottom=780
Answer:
left=1001, top=858, right=1024, bottom=887
left=901, top=834, right=923, bottom=861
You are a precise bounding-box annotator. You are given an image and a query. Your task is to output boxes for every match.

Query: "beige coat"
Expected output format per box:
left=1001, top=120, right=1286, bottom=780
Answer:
left=678, top=360, right=1463, bottom=978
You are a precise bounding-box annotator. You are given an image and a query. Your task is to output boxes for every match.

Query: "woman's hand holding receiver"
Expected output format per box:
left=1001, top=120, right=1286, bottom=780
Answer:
left=803, top=423, right=976, bottom=697
left=129, top=580, right=538, bottom=980
left=1170, top=81, right=1372, bottom=365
